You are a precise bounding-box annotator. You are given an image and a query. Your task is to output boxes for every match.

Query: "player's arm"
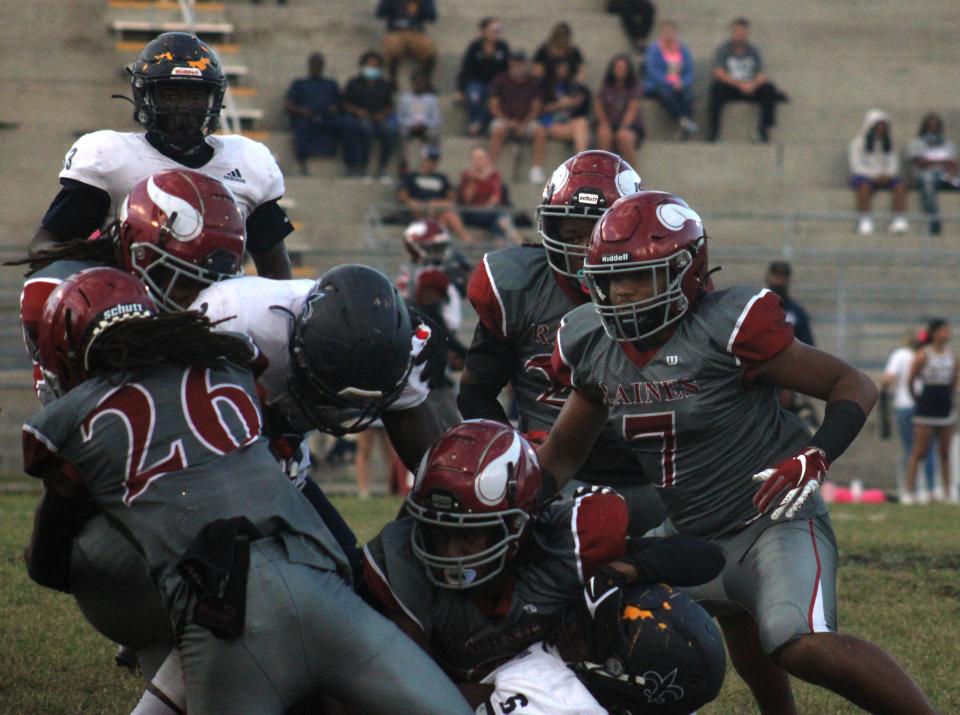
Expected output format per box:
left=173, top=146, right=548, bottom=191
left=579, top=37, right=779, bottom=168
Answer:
left=29, top=179, right=112, bottom=255
left=24, top=486, right=95, bottom=593
left=383, top=402, right=442, bottom=472
left=603, top=534, right=726, bottom=587
left=458, top=322, right=517, bottom=424
left=245, top=199, right=294, bottom=279
left=537, top=389, right=608, bottom=490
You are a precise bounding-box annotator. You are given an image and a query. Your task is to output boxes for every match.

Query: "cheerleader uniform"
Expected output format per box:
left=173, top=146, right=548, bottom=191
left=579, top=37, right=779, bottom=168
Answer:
left=913, top=347, right=956, bottom=426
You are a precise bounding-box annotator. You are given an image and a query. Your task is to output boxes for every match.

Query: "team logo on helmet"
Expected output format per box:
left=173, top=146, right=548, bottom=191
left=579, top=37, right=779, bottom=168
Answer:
left=474, top=430, right=523, bottom=506
left=642, top=668, right=685, bottom=704
left=543, top=162, right=571, bottom=201
left=656, top=203, right=702, bottom=232
left=146, top=175, right=204, bottom=242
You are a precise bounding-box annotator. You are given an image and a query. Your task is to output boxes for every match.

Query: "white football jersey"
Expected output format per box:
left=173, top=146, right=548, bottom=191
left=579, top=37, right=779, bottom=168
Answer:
left=477, top=643, right=606, bottom=715
left=189, top=276, right=430, bottom=421
left=59, top=130, right=284, bottom=224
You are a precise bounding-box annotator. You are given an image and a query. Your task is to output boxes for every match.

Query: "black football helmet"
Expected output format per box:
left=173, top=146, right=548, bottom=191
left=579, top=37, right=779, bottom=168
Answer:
left=568, top=581, right=725, bottom=714
left=127, top=32, right=226, bottom=153
left=288, top=265, right=417, bottom=435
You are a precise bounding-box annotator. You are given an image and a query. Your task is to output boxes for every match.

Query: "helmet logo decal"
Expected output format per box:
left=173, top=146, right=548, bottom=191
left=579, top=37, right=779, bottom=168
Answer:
left=171, top=67, right=203, bottom=77
left=544, top=163, right=571, bottom=200
left=641, top=668, right=685, bottom=704
left=656, top=204, right=702, bottom=232
left=615, top=168, right=643, bottom=197
left=146, top=176, right=203, bottom=242
left=153, top=52, right=174, bottom=62
left=187, top=57, right=212, bottom=70
left=475, top=431, right=523, bottom=506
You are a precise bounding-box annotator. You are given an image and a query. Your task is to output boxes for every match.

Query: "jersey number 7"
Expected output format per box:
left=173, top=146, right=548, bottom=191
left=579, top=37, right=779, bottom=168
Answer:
left=622, top=412, right=677, bottom=488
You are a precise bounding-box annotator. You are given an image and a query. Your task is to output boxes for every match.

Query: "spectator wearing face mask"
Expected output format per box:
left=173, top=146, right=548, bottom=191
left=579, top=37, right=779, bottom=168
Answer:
left=907, top=112, right=960, bottom=236
left=340, top=51, right=398, bottom=182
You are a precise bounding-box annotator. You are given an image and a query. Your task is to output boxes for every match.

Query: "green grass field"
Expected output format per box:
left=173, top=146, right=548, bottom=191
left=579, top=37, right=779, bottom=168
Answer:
left=1, top=489, right=957, bottom=714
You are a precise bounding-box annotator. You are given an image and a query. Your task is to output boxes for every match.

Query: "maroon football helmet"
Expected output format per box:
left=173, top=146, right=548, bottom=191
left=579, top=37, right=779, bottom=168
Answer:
left=403, top=219, right=451, bottom=265
left=115, top=169, right=245, bottom=311
left=583, top=191, right=709, bottom=343
left=37, top=267, right=158, bottom=397
left=406, top=419, right=543, bottom=589
left=537, top=150, right=643, bottom=278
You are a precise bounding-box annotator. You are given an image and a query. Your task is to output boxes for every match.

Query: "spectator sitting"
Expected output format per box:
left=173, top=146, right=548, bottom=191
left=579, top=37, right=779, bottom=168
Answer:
left=376, top=0, right=437, bottom=89
left=341, top=51, right=398, bottom=182
left=596, top=54, right=645, bottom=170
left=397, top=69, right=441, bottom=172
left=908, top=112, right=960, bottom=236
left=533, top=22, right=585, bottom=82
left=540, top=60, right=591, bottom=154
left=396, top=145, right=473, bottom=243
left=606, top=0, right=656, bottom=54
left=708, top=17, right=789, bottom=143
left=849, top=109, right=908, bottom=235
left=643, top=20, right=697, bottom=140
left=455, top=17, right=510, bottom=137
left=457, top=144, right=520, bottom=244
left=488, top=50, right=548, bottom=184
left=284, top=52, right=340, bottom=176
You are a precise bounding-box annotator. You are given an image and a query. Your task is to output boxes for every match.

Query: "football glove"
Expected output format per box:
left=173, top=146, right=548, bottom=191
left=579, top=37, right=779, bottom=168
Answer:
left=752, top=446, right=830, bottom=521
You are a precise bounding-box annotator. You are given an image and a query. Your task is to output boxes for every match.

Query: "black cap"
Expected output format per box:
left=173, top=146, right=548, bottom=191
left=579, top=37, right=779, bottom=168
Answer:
left=510, top=49, right=528, bottom=61
left=421, top=144, right=441, bottom=161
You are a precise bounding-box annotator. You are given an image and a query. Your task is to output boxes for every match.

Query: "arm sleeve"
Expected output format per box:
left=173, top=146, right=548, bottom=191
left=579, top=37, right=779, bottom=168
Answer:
left=466, top=255, right=508, bottom=339
left=40, top=179, right=112, bottom=241
left=245, top=199, right=294, bottom=255
left=459, top=322, right=518, bottom=421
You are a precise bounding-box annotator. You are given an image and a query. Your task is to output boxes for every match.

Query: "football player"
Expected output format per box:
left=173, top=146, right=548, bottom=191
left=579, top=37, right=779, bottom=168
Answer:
left=28, top=32, right=293, bottom=279
left=537, top=190, right=936, bottom=714
left=24, top=267, right=473, bottom=715
left=458, top=150, right=665, bottom=534
left=362, top=419, right=726, bottom=713
left=20, top=169, right=247, bottom=681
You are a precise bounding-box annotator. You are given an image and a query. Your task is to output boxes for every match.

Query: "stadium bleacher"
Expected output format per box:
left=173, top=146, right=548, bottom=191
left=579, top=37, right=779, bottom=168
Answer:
left=2, top=0, right=960, bottom=484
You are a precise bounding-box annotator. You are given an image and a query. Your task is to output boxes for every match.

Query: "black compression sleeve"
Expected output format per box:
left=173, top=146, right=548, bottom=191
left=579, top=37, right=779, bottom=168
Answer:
left=458, top=322, right=518, bottom=422
left=41, top=179, right=111, bottom=241
left=808, top=399, right=867, bottom=463
left=245, top=199, right=293, bottom=255
left=623, top=534, right=726, bottom=587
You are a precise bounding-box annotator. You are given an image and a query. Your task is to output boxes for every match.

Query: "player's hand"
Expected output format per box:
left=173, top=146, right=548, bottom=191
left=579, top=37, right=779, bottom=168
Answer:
left=752, top=446, right=829, bottom=521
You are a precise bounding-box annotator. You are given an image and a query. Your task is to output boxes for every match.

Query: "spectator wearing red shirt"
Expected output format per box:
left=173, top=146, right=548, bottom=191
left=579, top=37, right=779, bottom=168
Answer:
left=488, top=51, right=547, bottom=184
left=596, top=54, right=644, bottom=170
left=457, top=144, right=520, bottom=243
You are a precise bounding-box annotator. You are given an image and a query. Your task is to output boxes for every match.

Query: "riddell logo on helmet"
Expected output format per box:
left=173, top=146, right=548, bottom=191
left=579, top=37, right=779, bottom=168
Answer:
left=171, top=67, right=203, bottom=77
left=601, top=252, right=630, bottom=263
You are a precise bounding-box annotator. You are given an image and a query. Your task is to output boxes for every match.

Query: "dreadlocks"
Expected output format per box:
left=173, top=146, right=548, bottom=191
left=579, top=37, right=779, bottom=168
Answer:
left=87, top=311, right=255, bottom=378
left=4, top=236, right=117, bottom=277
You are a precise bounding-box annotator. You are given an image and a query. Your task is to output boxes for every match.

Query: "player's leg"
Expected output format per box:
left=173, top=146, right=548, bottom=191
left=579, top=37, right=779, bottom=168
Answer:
left=70, top=513, right=175, bottom=681
left=749, top=514, right=936, bottom=714
left=716, top=612, right=797, bottom=715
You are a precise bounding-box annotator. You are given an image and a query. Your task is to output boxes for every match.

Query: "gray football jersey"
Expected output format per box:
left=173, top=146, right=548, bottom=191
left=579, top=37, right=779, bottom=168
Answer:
left=468, top=246, right=645, bottom=485
left=554, top=287, right=825, bottom=537
left=363, top=488, right=628, bottom=681
left=23, top=362, right=350, bottom=620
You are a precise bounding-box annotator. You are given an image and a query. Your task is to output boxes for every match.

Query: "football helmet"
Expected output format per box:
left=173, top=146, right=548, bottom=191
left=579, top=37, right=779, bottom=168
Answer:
left=37, top=267, right=158, bottom=397
left=583, top=191, right=709, bottom=343
left=403, top=219, right=451, bottom=265
left=288, top=264, right=417, bottom=435
left=572, top=582, right=725, bottom=715
left=115, top=169, right=245, bottom=311
left=127, top=32, right=226, bottom=152
left=538, top=151, right=643, bottom=278
left=406, top=420, right=542, bottom=590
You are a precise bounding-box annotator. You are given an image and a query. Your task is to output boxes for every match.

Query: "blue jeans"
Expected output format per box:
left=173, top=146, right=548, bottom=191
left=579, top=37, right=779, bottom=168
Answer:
left=464, top=80, right=490, bottom=128
left=915, top=170, right=960, bottom=222
left=646, top=85, right=694, bottom=121
left=895, top=407, right=936, bottom=489
left=340, top=113, right=398, bottom=174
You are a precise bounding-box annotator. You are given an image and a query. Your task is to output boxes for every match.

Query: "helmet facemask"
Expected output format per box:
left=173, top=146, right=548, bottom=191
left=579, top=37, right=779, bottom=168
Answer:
left=133, top=78, right=223, bottom=153
left=538, top=206, right=605, bottom=279
left=585, top=249, right=695, bottom=343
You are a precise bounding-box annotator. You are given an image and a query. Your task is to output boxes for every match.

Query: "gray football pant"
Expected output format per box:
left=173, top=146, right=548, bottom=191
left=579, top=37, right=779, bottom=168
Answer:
left=178, top=537, right=474, bottom=715
left=563, top=479, right=666, bottom=536
left=651, top=512, right=839, bottom=654
left=70, top=513, right=175, bottom=680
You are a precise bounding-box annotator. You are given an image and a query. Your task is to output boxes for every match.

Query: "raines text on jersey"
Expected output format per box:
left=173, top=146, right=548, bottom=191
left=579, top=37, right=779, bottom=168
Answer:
left=598, top=378, right=701, bottom=406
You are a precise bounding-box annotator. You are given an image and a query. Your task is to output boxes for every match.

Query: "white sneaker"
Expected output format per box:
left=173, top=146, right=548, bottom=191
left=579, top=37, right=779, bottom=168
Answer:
left=900, top=492, right=914, bottom=505
left=916, top=489, right=930, bottom=505
left=528, top=166, right=545, bottom=184
left=889, top=215, right=909, bottom=234
left=857, top=216, right=875, bottom=235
